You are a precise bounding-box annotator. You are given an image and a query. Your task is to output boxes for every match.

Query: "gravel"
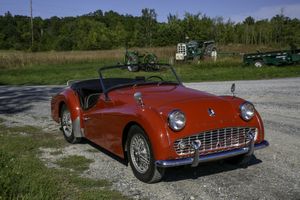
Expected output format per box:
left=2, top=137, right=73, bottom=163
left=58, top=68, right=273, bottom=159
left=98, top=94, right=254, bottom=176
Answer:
left=0, top=78, right=299, bottom=200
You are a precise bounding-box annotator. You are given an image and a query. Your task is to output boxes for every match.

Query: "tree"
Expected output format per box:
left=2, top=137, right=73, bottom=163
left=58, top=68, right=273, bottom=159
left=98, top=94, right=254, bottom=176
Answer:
left=140, top=8, right=157, bottom=47
left=0, top=9, right=299, bottom=51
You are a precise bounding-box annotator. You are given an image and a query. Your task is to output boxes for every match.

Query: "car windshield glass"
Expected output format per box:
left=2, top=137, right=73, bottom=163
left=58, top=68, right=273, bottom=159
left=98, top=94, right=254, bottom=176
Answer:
left=98, top=64, right=181, bottom=92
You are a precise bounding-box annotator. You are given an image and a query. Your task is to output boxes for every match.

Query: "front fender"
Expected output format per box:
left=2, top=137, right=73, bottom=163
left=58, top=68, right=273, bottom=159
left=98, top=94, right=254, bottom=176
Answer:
left=220, top=95, right=265, bottom=143
left=130, top=106, right=172, bottom=161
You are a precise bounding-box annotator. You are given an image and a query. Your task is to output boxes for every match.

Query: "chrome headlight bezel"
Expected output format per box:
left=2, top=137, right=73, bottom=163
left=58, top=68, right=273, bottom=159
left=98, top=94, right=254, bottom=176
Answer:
left=240, top=102, right=255, bottom=121
left=168, top=110, right=186, bottom=131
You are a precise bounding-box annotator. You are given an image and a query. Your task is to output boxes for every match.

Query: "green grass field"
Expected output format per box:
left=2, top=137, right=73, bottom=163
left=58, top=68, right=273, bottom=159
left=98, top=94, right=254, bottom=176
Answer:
left=0, top=60, right=299, bottom=85
left=0, top=48, right=300, bottom=85
left=0, top=121, right=128, bottom=200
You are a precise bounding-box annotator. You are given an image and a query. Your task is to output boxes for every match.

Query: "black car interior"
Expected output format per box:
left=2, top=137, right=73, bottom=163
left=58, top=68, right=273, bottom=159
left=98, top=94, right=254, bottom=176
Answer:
left=70, top=77, right=146, bottom=110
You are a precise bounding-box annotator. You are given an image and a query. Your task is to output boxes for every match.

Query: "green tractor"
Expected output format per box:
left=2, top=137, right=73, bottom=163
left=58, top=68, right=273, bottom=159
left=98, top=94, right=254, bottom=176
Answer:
left=175, top=40, right=217, bottom=62
left=124, top=50, right=158, bottom=72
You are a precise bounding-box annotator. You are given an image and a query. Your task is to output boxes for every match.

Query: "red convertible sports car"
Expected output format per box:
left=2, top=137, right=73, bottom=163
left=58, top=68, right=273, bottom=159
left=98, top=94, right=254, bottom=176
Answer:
left=51, top=64, right=269, bottom=183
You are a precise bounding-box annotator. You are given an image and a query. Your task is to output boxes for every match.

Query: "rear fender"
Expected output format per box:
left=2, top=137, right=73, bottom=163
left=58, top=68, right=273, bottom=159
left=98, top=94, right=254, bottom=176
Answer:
left=53, top=88, right=84, bottom=138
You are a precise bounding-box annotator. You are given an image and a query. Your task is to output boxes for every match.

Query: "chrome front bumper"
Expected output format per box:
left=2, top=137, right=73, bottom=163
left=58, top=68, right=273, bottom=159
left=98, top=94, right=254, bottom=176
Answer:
left=155, top=140, right=269, bottom=168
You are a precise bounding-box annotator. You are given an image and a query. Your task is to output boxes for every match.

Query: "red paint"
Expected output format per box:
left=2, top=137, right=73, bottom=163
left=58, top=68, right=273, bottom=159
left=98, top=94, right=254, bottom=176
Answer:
left=51, top=84, right=265, bottom=161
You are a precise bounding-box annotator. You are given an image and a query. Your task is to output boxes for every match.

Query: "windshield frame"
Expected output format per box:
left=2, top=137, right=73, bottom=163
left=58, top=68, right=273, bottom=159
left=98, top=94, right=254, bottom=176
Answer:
left=98, top=64, right=182, bottom=100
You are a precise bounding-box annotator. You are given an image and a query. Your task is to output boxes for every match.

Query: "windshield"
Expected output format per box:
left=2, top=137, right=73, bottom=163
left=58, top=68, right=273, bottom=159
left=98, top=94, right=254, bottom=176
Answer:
left=98, top=64, right=181, bottom=93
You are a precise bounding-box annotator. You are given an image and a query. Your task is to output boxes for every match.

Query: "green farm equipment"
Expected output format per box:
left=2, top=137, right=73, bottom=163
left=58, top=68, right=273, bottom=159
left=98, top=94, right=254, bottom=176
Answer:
left=124, top=50, right=158, bottom=72
left=175, top=40, right=217, bottom=61
left=243, top=49, right=300, bottom=67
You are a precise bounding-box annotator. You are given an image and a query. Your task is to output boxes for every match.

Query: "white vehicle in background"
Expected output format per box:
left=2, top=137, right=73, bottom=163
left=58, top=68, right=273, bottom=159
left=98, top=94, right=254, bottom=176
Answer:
left=175, top=40, right=216, bottom=61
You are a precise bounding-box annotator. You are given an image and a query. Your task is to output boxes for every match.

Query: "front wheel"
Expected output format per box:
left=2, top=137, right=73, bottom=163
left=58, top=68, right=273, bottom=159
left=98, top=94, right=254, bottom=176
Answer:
left=60, top=104, right=81, bottom=144
left=127, top=125, right=165, bottom=183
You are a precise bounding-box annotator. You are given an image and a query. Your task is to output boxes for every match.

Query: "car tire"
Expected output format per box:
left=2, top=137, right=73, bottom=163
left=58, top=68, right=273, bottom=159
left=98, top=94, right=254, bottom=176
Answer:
left=254, top=60, right=263, bottom=68
left=60, top=104, right=81, bottom=144
left=127, top=125, right=165, bottom=183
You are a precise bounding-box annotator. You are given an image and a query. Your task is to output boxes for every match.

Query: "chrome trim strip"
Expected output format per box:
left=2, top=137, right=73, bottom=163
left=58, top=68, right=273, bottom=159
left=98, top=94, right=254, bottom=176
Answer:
left=155, top=140, right=269, bottom=168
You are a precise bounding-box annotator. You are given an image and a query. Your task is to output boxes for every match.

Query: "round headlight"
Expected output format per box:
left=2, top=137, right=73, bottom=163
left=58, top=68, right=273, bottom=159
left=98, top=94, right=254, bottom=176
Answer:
left=168, top=110, right=186, bottom=131
left=240, top=102, right=255, bottom=121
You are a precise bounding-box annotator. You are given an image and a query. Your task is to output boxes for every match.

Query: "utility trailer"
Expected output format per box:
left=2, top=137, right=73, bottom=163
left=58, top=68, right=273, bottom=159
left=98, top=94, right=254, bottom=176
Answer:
left=243, top=49, right=300, bottom=67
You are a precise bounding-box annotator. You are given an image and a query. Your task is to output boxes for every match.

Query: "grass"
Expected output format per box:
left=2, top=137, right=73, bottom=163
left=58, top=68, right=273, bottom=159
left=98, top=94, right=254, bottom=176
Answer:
left=50, top=150, right=63, bottom=156
left=0, top=58, right=299, bottom=85
left=56, top=155, right=93, bottom=172
left=0, top=47, right=174, bottom=69
left=176, top=61, right=300, bottom=82
left=0, top=123, right=128, bottom=200
left=0, top=45, right=299, bottom=85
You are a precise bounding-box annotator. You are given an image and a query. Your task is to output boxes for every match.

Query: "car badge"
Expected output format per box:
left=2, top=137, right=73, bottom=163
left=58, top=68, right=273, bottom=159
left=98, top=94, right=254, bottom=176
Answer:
left=208, top=108, right=215, bottom=117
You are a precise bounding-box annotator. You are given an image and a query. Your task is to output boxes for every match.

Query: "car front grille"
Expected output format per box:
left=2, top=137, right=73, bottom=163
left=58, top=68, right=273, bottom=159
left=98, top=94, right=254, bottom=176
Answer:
left=173, top=127, right=256, bottom=156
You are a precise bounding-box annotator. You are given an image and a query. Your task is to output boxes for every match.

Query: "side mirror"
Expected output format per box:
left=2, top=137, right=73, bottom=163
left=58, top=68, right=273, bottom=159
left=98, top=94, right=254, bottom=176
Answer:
left=231, top=83, right=235, bottom=97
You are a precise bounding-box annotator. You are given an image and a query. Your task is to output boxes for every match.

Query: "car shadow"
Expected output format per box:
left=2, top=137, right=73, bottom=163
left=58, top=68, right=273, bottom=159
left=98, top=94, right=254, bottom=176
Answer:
left=80, top=137, right=262, bottom=181
left=81, top=138, right=128, bottom=166
left=0, top=86, right=64, bottom=114
left=163, top=155, right=262, bottom=182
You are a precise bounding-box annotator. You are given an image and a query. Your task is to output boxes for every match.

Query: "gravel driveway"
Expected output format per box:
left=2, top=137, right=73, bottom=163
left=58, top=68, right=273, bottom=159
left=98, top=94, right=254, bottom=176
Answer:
left=0, top=78, right=299, bottom=200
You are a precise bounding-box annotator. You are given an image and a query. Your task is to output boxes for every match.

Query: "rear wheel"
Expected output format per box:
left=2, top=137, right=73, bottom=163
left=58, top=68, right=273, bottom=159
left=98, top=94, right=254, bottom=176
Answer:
left=60, top=104, right=81, bottom=144
left=127, top=125, right=165, bottom=183
left=254, top=60, right=263, bottom=68
left=127, top=65, right=139, bottom=72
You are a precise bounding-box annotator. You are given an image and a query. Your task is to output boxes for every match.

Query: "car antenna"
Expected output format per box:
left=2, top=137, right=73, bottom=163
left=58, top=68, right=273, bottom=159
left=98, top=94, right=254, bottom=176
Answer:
left=231, top=83, right=235, bottom=97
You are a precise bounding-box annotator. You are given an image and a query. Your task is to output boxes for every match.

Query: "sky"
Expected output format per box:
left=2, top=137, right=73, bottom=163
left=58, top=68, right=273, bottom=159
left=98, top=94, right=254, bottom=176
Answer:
left=1, top=0, right=300, bottom=23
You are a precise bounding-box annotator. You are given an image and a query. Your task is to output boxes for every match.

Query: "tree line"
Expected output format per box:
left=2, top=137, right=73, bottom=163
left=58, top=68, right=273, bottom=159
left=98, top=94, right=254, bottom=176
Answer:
left=0, top=8, right=299, bottom=51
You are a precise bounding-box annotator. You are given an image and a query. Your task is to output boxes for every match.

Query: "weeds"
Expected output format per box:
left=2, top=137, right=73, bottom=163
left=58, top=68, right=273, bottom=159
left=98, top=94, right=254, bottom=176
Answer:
left=56, top=155, right=93, bottom=173
left=0, top=46, right=299, bottom=85
left=0, top=123, right=128, bottom=200
left=0, top=47, right=174, bottom=69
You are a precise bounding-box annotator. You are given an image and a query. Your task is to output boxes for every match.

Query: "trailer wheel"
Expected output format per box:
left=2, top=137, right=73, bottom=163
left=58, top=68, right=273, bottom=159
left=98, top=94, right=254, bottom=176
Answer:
left=254, top=60, right=263, bottom=68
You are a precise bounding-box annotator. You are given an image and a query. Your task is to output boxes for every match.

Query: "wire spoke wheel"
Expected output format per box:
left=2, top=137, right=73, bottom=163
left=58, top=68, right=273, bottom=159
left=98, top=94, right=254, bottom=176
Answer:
left=130, top=134, right=151, bottom=174
left=60, top=105, right=81, bottom=144
left=127, top=125, right=165, bottom=183
left=61, top=109, right=72, bottom=137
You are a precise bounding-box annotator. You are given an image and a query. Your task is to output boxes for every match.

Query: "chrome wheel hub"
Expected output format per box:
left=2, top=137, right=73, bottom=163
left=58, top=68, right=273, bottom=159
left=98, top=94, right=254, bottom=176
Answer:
left=130, top=134, right=150, bottom=174
left=62, top=109, right=72, bottom=137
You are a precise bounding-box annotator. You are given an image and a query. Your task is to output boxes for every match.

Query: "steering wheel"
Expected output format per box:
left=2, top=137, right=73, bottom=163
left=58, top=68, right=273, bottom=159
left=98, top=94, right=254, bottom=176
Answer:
left=146, top=75, right=164, bottom=82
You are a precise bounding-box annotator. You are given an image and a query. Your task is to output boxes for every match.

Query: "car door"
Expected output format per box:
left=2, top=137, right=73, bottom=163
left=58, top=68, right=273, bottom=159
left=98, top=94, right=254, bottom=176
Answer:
left=83, top=94, right=115, bottom=149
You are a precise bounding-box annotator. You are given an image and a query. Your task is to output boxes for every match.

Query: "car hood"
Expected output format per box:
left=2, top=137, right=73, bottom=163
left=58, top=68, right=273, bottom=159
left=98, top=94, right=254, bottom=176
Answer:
left=114, top=84, right=248, bottom=136
left=139, top=85, right=218, bottom=107
left=117, top=85, right=239, bottom=123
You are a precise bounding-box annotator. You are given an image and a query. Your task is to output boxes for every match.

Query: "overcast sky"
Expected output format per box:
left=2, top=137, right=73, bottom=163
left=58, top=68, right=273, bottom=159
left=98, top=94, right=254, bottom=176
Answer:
left=1, top=0, right=300, bottom=22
